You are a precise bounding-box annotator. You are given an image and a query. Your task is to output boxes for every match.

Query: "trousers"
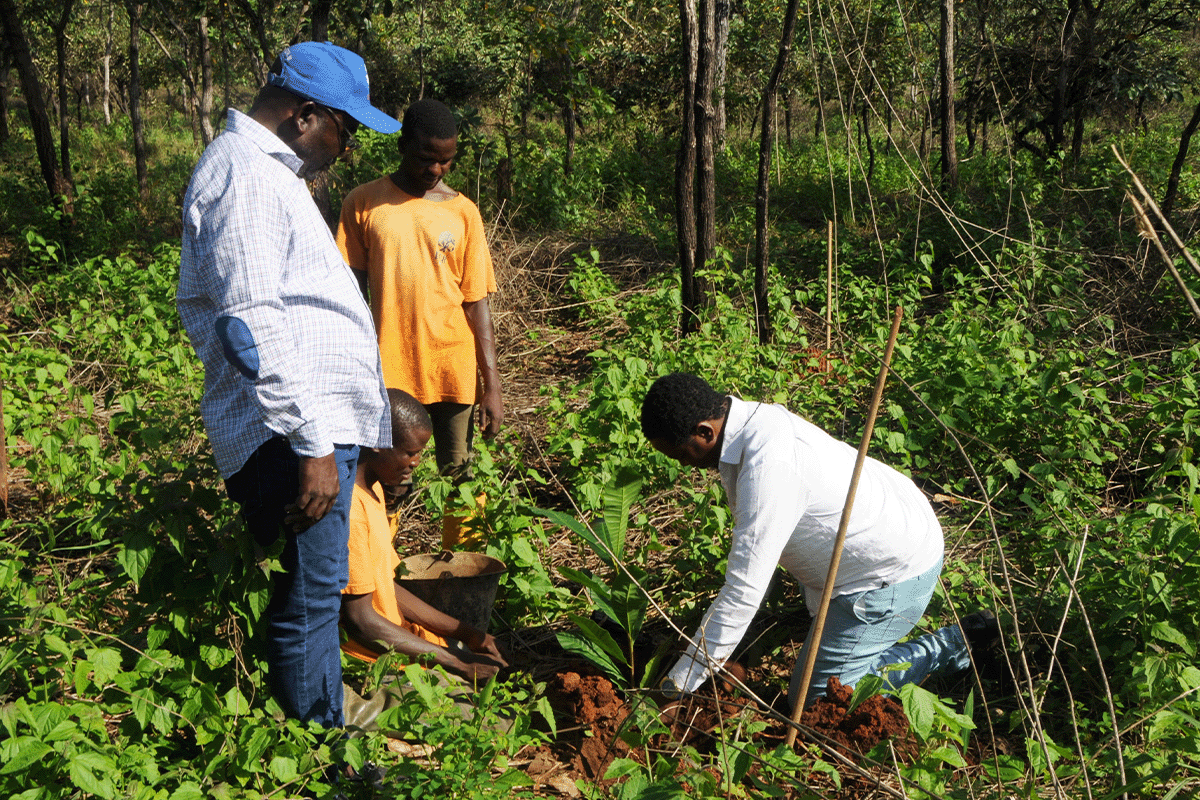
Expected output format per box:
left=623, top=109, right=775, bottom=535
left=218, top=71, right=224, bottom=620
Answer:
left=788, top=557, right=971, bottom=708
left=226, top=436, right=360, bottom=727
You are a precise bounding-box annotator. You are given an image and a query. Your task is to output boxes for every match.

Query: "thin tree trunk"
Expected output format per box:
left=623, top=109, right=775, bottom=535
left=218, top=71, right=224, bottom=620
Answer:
left=198, top=13, right=214, bottom=145
left=1160, top=99, right=1200, bottom=224
left=752, top=0, right=802, bottom=344
left=311, top=0, right=331, bottom=41
left=939, top=0, right=958, bottom=190
left=54, top=0, right=76, bottom=188
left=677, top=0, right=700, bottom=334
left=695, top=0, right=716, bottom=283
left=0, top=0, right=72, bottom=213
left=103, top=1, right=113, bottom=124
left=127, top=0, right=148, bottom=199
left=712, top=0, right=730, bottom=151
left=0, top=42, right=9, bottom=143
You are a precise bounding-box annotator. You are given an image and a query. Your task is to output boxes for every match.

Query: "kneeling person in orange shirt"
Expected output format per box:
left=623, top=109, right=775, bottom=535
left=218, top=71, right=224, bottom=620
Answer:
left=340, top=388, right=507, bottom=683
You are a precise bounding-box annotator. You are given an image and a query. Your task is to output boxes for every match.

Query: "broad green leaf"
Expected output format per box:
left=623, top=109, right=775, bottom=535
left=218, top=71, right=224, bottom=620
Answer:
left=565, top=613, right=626, bottom=666
left=0, top=736, right=54, bottom=775
left=269, top=755, right=298, bottom=782
left=69, top=751, right=117, bottom=798
left=117, top=529, right=155, bottom=588
left=600, top=474, right=642, bottom=561
left=556, top=630, right=624, bottom=686
left=898, top=683, right=936, bottom=741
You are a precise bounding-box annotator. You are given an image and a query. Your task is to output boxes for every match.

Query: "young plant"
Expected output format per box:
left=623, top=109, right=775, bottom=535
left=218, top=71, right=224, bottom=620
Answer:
left=538, top=472, right=666, bottom=688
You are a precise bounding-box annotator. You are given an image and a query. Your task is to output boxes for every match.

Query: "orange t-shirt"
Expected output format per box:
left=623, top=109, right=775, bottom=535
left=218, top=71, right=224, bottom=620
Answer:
left=337, top=178, right=497, bottom=404
left=342, top=480, right=446, bottom=662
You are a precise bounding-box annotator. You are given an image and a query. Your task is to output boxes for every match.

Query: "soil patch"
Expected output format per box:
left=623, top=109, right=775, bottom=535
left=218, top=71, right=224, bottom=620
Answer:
left=542, top=670, right=633, bottom=782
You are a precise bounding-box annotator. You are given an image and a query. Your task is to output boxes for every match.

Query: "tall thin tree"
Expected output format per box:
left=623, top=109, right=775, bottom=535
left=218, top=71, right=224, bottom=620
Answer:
left=127, top=0, right=148, bottom=198
left=751, top=0, right=802, bottom=343
left=0, top=0, right=72, bottom=213
left=939, top=0, right=958, bottom=190
left=676, top=0, right=700, bottom=334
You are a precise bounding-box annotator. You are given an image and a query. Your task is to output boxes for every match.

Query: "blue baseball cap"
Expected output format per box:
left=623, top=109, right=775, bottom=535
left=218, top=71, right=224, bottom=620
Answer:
left=268, top=41, right=401, bottom=134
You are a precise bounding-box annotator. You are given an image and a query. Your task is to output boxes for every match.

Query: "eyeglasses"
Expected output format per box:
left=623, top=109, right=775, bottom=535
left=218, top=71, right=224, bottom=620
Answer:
left=315, top=104, right=361, bottom=156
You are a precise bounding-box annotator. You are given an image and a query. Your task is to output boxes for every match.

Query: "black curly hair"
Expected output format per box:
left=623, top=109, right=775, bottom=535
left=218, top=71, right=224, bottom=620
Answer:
left=401, top=99, right=457, bottom=142
left=640, top=373, right=728, bottom=446
left=387, top=388, right=432, bottom=442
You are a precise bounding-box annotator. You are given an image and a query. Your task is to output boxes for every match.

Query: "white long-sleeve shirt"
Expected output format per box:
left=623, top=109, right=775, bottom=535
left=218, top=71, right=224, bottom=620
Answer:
left=178, top=109, right=390, bottom=478
left=666, top=397, right=944, bottom=693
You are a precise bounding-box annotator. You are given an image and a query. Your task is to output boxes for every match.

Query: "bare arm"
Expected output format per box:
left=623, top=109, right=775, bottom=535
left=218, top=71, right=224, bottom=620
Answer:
left=462, top=297, right=503, bottom=438
left=341, top=592, right=505, bottom=683
left=393, top=583, right=508, bottom=664
left=352, top=266, right=369, bottom=302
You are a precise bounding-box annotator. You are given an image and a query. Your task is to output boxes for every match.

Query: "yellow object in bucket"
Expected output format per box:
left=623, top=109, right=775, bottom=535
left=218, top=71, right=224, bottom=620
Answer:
left=441, top=492, right=487, bottom=549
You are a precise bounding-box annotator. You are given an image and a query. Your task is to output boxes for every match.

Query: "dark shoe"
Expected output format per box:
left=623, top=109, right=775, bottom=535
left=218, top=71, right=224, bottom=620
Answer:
left=961, top=609, right=1001, bottom=658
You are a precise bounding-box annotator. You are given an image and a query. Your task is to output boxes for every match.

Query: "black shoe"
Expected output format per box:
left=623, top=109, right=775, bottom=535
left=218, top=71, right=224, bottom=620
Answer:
left=961, top=609, right=1001, bottom=657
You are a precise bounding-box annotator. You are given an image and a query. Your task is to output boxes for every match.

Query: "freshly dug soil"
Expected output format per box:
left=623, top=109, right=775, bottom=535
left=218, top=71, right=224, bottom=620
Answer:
left=542, top=670, right=633, bottom=781
left=801, top=677, right=912, bottom=757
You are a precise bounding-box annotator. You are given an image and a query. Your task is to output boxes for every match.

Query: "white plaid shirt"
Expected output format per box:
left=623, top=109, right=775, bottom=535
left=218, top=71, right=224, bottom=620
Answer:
left=178, top=109, right=390, bottom=478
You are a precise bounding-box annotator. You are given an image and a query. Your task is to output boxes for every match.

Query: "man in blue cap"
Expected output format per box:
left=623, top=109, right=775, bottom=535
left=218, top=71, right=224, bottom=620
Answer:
left=178, top=42, right=401, bottom=729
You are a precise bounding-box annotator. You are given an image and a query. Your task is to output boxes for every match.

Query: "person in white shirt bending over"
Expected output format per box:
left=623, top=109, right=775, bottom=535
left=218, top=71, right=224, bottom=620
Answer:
left=640, top=372, right=998, bottom=710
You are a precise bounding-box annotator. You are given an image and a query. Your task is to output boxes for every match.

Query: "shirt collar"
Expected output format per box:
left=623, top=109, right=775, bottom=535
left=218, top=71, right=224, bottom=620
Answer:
left=224, top=108, right=304, bottom=174
left=719, top=396, right=752, bottom=466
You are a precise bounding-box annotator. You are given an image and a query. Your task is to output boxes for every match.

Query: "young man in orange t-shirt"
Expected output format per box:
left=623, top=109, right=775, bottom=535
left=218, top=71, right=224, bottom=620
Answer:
left=340, top=388, right=506, bottom=681
left=337, top=100, right=502, bottom=547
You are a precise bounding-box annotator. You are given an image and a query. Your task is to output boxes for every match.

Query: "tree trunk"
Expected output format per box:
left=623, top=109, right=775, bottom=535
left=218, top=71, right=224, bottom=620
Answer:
left=938, top=0, right=958, bottom=191
left=1161, top=99, right=1200, bottom=224
left=712, top=0, right=730, bottom=151
left=198, top=13, right=214, bottom=145
left=677, top=0, right=700, bottom=335
left=0, top=0, right=72, bottom=213
left=127, top=0, right=148, bottom=199
left=311, top=0, right=331, bottom=41
left=752, top=0, right=802, bottom=344
left=0, top=42, right=10, bottom=143
left=54, top=0, right=77, bottom=188
left=103, top=1, right=113, bottom=124
left=562, top=98, right=576, bottom=177
left=695, top=0, right=716, bottom=284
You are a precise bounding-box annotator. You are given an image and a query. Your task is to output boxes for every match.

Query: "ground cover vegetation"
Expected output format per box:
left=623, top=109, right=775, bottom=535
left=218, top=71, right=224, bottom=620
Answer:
left=2, top=0, right=1200, bottom=797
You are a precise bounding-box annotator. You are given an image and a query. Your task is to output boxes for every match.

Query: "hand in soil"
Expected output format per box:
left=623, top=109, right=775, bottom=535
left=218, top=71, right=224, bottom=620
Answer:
left=470, top=633, right=508, bottom=666
left=453, top=651, right=507, bottom=683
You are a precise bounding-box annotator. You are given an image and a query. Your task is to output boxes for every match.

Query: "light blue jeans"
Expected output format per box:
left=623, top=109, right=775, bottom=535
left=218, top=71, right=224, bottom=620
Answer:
left=788, top=558, right=970, bottom=709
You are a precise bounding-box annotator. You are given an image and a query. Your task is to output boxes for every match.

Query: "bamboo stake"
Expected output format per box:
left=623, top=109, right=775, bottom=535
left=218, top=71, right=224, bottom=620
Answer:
left=0, top=376, right=6, bottom=518
left=786, top=305, right=904, bottom=747
left=826, top=220, right=834, bottom=352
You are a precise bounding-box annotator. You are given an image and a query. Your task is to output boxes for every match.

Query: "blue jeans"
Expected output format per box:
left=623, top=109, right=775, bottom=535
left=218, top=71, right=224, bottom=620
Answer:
left=788, top=558, right=971, bottom=708
left=225, top=437, right=359, bottom=727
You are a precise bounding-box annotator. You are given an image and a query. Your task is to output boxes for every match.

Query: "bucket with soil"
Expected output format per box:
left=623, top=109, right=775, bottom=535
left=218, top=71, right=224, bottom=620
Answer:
left=396, top=551, right=507, bottom=632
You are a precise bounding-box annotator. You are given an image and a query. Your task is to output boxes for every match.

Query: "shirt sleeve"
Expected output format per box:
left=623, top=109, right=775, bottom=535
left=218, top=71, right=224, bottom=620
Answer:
left=668, top=457, right=810, bottom=693
left=457, top=199, right=497, bottom=302
left=193, top=169, right=331, bottom=457
left=336, top=188, right=367, bottom=271
left=344, top=490, right=377, bottom=596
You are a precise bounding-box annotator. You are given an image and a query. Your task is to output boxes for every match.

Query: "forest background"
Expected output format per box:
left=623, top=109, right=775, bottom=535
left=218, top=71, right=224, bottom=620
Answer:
left=2, top=0, right=1200, bottom=797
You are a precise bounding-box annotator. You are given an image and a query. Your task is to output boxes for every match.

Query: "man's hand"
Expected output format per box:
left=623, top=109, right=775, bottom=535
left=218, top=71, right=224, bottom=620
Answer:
left=286, top=453, right=339, bottom=531
left=478, top=386, right=504, bottom=439
left=452, top=651, right=506, bottom=684
left=470, top=632, right=508, bottom=666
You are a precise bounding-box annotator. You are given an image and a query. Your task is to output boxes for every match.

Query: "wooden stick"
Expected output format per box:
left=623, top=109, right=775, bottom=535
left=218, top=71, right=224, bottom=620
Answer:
left=785, top=305, right=904, bottom=747
left=826, top=220, right=834, bottom=352
left=0, top=376, right=6, bottom=518
left=1126, top=190, right=1200, bottom=322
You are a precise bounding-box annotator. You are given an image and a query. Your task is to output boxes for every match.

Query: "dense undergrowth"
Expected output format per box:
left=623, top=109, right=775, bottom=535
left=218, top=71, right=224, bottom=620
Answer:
left=2, top=99, right=1200, bottom=798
